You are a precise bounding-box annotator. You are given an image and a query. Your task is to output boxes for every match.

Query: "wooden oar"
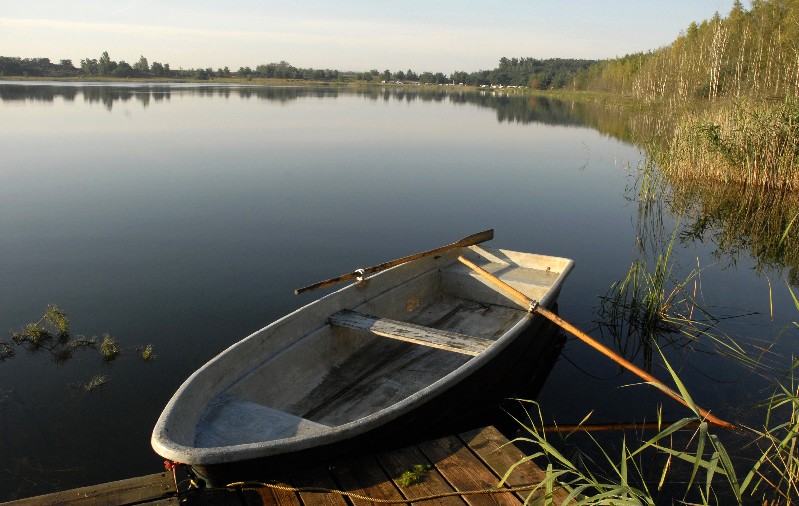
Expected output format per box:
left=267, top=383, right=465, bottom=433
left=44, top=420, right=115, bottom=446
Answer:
left=457, top=255, right=738, bottom=431
left=542, top=421, right=704, bottom=433
left=293, top=229, right=494, bottom=295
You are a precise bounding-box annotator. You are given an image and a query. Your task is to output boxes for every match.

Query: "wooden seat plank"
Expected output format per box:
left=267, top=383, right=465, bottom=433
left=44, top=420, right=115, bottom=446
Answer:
left=328, top=310, right=493, bottom=356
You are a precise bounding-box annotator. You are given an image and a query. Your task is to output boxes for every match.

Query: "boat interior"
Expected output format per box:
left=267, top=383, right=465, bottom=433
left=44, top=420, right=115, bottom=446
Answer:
left=190, top=248, right=570, bottom=449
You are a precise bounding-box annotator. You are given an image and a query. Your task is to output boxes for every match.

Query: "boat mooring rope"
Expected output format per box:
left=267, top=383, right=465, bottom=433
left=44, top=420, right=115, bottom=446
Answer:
left=224, top=480, right=556, bottom=504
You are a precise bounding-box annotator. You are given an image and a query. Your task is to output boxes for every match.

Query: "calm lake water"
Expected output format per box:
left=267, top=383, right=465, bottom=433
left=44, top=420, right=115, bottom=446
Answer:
left=0, top=81, right=796, bottom=500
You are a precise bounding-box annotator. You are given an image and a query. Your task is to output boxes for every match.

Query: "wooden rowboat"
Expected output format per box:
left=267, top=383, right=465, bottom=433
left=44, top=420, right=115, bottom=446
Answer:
left=151, top=235, right=574, bottom=485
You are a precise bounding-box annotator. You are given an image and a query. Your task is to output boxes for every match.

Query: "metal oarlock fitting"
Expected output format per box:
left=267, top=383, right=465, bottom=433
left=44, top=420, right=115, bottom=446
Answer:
left=528, top=300, right=540, bottom=313
left=355, top=268, right=366, bottom=282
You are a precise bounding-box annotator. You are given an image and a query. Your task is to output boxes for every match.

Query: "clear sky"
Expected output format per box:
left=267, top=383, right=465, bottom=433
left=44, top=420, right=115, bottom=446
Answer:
left=1, top=1, right=737, bottom=73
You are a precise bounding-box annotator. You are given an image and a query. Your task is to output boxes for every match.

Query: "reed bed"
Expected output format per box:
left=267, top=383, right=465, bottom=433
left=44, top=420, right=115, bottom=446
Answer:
left=662, top=99, right=799, bottom=190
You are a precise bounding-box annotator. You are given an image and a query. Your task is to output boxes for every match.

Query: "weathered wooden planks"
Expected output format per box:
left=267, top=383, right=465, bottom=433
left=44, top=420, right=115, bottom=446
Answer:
left=462, top=426, right=570, bottom=505
left=2, top=426, right=563, bottom=506
left=2, top=472, right=177, bottom=506
left=328, top=310, right=494, bottom=356
left=420, top=435, right=521, bottom=506
left=208, top=426, right=564, bottom=506
left=376, top=445, right=464, bottom=506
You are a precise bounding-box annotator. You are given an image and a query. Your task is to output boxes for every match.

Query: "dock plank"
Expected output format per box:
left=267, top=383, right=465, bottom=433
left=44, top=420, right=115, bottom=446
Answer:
left=419, top=435, right=521, bottom=506
left=3, top=472, right=176, bottom=506
left=288, top=464, right=348, bottom=506
left=329, top=454, right=405, bottom=506
left=233, top=465, right=302, bottom=506
left=376, top=445, right=466, bottom=506
left=461, top=426, right=567, bottom=505
left=240, top=483, right=302, bottom=506
left=3, top=427, right=563, bottom=506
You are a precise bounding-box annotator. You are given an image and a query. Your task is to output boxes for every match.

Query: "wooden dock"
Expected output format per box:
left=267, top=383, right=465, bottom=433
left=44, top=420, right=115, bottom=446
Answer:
left=3, top=426, right=566, bottom=506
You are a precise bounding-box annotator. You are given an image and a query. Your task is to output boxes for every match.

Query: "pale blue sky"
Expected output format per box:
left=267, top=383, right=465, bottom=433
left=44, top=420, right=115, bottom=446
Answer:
left=1, top=1, right=737, bottom=73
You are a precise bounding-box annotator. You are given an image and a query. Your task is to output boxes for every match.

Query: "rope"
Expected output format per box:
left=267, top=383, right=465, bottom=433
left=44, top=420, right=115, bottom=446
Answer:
left=225, top=480, right=556, bottom=504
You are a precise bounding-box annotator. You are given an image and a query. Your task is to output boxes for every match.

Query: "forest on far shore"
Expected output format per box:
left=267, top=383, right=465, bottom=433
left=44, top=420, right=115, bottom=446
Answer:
left=0, top=51, right=595, bottom=88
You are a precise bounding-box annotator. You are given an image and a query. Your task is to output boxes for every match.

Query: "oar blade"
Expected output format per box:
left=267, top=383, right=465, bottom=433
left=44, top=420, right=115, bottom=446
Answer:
left=455, top=229, right=494, bottom=247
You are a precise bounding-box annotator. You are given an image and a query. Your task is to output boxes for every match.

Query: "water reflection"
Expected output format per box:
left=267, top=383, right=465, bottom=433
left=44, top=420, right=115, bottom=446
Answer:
left=594, top=159, right=778, bottom=373
left=673, top=181, right=799, bottom=284
left=0, top=82, right=641, bottom=131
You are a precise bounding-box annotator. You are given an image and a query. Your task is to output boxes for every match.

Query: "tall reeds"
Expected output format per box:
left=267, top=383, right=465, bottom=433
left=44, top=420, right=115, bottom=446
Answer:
left=513, top=165, right=799, bottom=502
left=509, top=345, right=799, bottom=504
left=663, top=99, right=799, bottom=190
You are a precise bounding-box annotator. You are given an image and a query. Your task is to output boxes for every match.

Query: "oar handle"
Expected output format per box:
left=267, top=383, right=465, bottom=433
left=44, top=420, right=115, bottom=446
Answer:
left=456, top=255, right=738, bottom=432
left=294, top=229, right=494, bottom=295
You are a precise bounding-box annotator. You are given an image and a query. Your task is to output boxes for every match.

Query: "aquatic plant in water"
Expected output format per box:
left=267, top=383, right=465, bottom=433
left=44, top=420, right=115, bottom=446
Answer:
left=99, top=334, right=120, bottom=362
left=84, top=374, right=108, bottom=392
left=1, top=306, right=156, bottom=394
left=7, top=305, right=96, bottom=363
left=138, top=344, right=156, bottom=361
left=0, top=342, right=14, bottom=361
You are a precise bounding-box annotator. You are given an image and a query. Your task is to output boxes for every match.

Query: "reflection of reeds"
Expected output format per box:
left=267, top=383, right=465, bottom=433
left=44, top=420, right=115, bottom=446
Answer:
left=597, top=218, right=757, bottom=372
left=600, top=164, right=774, bottom=372
left=668, top=172, right=799, bottom=282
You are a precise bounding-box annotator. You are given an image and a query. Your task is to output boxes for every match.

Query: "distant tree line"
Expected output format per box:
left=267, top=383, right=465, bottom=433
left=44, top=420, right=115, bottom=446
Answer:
left=1, top=50, right=598, bottom=90
left=0, top=56, right=81, bottom=78
left=7, top=0, right=796, bottom=100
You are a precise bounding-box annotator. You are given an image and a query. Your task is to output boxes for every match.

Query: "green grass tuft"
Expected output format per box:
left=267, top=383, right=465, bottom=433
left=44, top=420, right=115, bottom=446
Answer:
left=396, top=464, right=432, bottom=487
left=99, top=334, right=120, bottom=362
